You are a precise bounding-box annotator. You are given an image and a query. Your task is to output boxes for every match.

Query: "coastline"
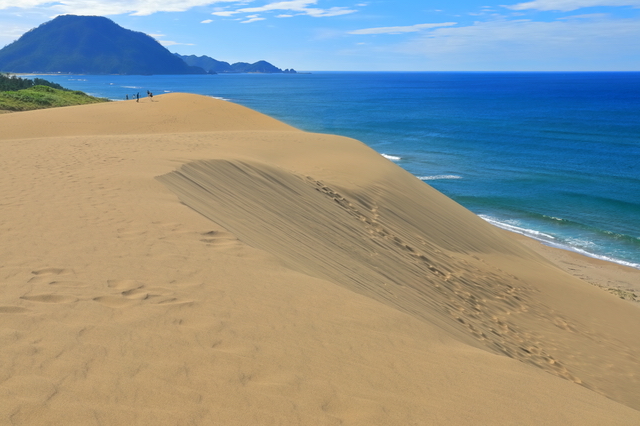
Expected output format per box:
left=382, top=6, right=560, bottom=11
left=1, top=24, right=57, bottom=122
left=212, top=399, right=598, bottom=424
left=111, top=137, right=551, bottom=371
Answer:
left=1, top=94, right=639, bottom=424
left=513, top=232, right=640, bottom=304
left=15, top=72, right=639, bottom=271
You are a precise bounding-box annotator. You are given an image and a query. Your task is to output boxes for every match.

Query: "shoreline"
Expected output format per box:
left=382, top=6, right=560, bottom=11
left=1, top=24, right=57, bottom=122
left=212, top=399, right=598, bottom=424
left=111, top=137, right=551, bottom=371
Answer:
left=510, top=232, right=640, bottom=304
left=478, top=213, right=640, bottom=271
left=8, top=74, right=637, bottom=270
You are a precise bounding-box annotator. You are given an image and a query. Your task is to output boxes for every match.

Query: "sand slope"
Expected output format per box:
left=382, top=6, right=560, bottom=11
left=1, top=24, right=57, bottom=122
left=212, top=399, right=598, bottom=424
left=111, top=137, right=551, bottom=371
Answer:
left=1, top=93, right=639, bottom=424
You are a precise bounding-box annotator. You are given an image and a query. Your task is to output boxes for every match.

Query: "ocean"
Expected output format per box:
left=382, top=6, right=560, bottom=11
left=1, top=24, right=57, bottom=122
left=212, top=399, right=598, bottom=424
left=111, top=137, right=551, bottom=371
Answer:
left=33, top=72, right=640, bottom=269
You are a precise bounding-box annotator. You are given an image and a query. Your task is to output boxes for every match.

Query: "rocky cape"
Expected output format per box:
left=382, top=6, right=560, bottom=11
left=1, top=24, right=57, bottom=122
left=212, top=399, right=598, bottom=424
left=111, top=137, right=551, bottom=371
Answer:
left=175, top=54, right=296, bottom=74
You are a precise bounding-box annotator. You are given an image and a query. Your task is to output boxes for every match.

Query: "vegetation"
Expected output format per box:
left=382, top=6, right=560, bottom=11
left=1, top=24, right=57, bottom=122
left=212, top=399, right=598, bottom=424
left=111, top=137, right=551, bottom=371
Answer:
left=0, top=76, right=109, bottom=111
left=0, top=15, right=204, bottom=75
left=0, top=73, right=66, bottom=91
left=177, top=54, right=296, bottom=74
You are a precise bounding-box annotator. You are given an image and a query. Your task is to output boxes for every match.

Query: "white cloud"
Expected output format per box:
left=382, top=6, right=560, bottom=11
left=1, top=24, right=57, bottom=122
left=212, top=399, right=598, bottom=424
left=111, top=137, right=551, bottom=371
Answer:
left=0, top=0, right=359, bottom=19
left=212, top=10, right=238, bottom=16
left=304, top=7, right=355, bottom=17
left=557, top=12, right=610, bottom=18
left=201, top=19, right=213, bottom=23
left=0, top=0, right=49, bottom=7
left=0, top=23, right=34, bottom=40
left=505, top=0, right=640, bottom=12
left=240, top=14, right=265, bottom=22
left=211, top=0, right=357, bottom=19
left=151, top=32, right=195, bottom=46
left=0, top=0, right=240, bottom=16
left=349, top=22, right=458, bottom=35
left=276, top=14, right=293, bottom=17
left=157, top=40, right=195, bottom=46
left=396, top=16, right=640, bottom=70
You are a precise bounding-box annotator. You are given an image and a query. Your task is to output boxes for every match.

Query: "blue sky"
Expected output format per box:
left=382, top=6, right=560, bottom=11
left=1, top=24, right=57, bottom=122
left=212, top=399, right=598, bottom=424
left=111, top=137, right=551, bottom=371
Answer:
left=1, top=1, right=639, bottom=70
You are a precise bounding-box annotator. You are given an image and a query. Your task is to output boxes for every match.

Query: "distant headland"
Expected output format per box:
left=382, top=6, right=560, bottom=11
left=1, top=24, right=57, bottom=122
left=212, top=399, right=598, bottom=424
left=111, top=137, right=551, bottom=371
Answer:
left=175, top=54, right=296, bottom=74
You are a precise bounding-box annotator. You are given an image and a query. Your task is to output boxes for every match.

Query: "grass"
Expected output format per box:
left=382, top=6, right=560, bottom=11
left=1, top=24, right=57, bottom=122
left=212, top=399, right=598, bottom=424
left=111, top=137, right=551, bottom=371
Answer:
left=0, top=85, right=109, bottom=111
left=606, top=287, right=638, bottom=302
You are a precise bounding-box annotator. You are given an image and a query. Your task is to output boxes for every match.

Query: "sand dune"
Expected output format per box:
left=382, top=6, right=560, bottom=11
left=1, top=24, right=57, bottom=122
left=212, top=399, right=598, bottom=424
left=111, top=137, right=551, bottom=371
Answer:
left=1, top=93, right=639, bottom=424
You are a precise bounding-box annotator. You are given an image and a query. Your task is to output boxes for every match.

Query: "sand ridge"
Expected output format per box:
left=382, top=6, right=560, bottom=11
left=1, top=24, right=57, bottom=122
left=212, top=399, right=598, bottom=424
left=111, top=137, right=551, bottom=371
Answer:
left=0, top=92, right=294, bottom=141
left=1, top=93, right=640, bottom=424
left=159, top=155, right=640, bottom=408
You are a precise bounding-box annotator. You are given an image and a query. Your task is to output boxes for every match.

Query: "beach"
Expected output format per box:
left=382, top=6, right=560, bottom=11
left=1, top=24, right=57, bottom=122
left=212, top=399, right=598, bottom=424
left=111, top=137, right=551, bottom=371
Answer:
left=1, top=93, right=639, bottom=424
left=31, top=71, right=640, bottom=269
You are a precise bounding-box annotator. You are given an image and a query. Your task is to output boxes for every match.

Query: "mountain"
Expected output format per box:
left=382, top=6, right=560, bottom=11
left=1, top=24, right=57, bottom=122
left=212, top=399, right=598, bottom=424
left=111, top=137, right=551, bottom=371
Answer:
left=176, top=54, right=297, bottom=74
left=232, top=60, right=295, bottom=73
left=0, top=15, right=205, bottom=75
left=175, top=54, right=233, bottom=73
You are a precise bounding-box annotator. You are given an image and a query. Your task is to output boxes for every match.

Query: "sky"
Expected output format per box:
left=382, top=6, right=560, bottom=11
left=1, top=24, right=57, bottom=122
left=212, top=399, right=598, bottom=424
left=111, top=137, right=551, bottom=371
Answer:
left=1, top=1, right=639, bottom=71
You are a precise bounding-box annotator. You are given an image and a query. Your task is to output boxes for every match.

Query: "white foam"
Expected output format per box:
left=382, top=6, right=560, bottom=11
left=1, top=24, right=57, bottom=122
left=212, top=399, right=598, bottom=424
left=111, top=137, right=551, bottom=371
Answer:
left=479, top=215, right=556, bottom=240
left=419, top=175, right=462, bottom=181
left=381, top=153, right=401, bottom=161
left=122, top=85, right=142, bottom=89
left=480, top=215, right=640, bottom=270
left=209, top=96, right=231, bottom=101
left=561, top=246, right=640, bottom=269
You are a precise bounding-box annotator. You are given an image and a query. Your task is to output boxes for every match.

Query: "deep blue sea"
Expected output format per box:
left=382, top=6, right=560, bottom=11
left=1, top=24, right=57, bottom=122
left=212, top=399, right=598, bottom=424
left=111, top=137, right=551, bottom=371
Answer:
left=33, top=72, right=640, bottom=269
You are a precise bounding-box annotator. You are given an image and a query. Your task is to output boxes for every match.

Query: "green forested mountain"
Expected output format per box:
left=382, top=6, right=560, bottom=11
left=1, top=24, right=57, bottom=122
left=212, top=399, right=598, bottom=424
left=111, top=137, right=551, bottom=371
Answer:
left=175, top=54, right=234, bottom=73
left=0, top=15, right=205, bottom=75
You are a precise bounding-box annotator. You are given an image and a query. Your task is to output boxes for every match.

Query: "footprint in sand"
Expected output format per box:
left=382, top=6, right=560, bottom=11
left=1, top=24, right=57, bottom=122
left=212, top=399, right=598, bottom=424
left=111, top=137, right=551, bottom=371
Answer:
left=93, top=295, right=137, bottom=308
left=153, top=298, right=193, bottom=306
left=107, top=279, right=143, bottom=290
left=200, top=230, right=241, bottom=249
left=48, top=280, right=87, bottom=287
left=31, top=267, right=68, bottom=276
left=21, top=294, right=77, bottom=303
left=95, top=279, right=187, bottom=307
left=28, top=267, right=72, bottom=284
left=121, top=287, right=150, bottom=300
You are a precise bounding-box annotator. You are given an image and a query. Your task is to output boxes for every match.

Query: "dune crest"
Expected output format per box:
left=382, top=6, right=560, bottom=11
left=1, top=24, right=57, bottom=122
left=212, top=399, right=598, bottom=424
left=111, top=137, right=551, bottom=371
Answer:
left=0, top=92, right=294, bottom=141
left=159, top=156, right=640, bottom=407
left=1, top=94, right=639, bottom=424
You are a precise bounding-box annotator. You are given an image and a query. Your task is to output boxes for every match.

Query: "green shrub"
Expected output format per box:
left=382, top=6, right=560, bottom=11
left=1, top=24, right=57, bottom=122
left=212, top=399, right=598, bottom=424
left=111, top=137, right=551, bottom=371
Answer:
left=0, top=85, right=109, bottom=111
left=0, top=73, right=66, bottom=92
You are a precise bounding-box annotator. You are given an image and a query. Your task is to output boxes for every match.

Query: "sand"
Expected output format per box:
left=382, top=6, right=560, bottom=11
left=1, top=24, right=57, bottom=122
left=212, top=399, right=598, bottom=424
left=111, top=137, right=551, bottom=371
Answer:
left=1, top=93, right=639, bottom=425
left=513, top=234, right=640, bottom=303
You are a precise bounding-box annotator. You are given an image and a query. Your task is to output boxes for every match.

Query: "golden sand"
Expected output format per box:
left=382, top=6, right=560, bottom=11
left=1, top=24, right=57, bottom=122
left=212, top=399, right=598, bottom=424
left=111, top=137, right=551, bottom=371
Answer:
left=1, top=93, right=639, bottom=424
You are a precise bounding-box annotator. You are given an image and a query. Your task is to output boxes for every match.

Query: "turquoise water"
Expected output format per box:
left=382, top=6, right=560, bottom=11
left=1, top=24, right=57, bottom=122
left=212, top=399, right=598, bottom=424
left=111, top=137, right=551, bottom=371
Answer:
left=35, top=72, right=640, bottom=268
